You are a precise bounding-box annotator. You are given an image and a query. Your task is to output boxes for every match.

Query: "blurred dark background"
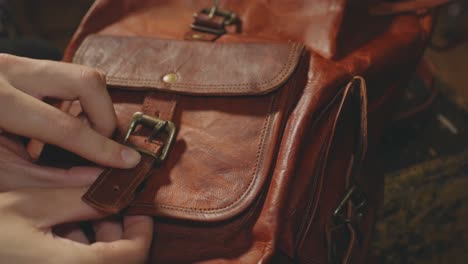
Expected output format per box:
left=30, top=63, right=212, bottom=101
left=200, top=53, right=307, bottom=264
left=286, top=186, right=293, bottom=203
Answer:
left=3, top=1, right=468, bottom=263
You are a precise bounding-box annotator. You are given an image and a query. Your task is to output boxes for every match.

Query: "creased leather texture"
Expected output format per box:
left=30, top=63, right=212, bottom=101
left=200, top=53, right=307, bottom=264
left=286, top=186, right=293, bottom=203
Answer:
left=64, top=0, right=369, bottom=60
left=73, top=35, right=304, bottom=95
left=29, top=1, right=438, bottom=263
left=72, top=34, right=306, bottom=221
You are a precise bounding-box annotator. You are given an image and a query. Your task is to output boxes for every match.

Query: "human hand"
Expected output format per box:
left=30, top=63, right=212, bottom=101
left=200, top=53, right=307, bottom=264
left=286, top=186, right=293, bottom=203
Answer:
left=0, top=54, right=140, bottom=169
left=0, top=54, right=152, bottom=263
left=0, top=186, right=153, bottom=264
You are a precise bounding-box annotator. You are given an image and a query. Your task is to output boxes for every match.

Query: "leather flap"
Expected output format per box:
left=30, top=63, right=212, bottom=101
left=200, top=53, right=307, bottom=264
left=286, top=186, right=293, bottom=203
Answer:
left=73, top=35, right=304, bottom=96
left=68, top=34, right=305, bottom=222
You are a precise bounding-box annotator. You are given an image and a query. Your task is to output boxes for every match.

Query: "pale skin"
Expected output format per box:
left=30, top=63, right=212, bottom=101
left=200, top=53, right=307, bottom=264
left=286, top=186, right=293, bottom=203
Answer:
left=0, top=54, right=153, bottom=263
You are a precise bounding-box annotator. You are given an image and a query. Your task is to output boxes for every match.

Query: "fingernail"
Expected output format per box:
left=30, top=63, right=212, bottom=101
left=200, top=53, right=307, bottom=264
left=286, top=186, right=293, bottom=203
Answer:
left=121, top=148, right=141, bottom=167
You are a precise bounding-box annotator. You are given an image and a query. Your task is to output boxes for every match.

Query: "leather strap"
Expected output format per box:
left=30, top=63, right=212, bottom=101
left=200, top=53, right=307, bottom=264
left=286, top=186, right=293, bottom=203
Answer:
left=370, top=0, right=452, bottom=16
left=82, top=92, right=177, bottom=213
left=323, top=77, right=368, bottom=264
left=142, top=92, right=177, bottom=120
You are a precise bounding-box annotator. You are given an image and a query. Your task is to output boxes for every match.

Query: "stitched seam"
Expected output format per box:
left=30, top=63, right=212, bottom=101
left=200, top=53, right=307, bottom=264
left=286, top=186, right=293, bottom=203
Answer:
left=84, top=168, right=116, bottom=208
left=74, top=35, right=98, bottom=65
left=113, top=161, right=152, bottom=207
left=72, top=37, right=89, bottom=64
left=295, top=88, right=346, bottom=250
left=73, top=36, right=303, bottom=92
left=75, top=36, right=300, bottom=213
left=131, top=93, right=277, bottom=213
left=105, top=43, right=299, bottom=89
left=85, top=159, right=153, bottom=208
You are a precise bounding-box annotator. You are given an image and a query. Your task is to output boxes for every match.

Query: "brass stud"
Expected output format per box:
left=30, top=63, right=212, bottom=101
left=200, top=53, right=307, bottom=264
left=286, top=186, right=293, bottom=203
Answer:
left=192, top=34, right=203, bottom=40
left=162, top=73, right=178, bottom=84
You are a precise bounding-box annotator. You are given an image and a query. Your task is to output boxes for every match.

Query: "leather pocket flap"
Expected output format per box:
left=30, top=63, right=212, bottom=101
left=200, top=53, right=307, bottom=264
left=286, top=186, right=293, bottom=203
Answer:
left=70, top=35, right=306, bottom=222
left=73, top=35, right=304, bottom=96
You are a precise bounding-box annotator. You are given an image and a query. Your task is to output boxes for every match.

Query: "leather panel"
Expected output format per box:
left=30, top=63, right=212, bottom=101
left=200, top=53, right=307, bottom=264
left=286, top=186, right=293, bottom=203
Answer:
left=71, top=36, right=306, bottom=222
left=73, top=35, right=304, bottom=96
left=26, top=0, right=437, bottom=261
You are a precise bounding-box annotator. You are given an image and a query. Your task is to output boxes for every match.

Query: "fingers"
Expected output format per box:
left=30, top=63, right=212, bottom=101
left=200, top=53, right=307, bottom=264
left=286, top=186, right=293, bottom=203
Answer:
left=0, top=186, right=153, bottom=264
left=93, top=217, right=123, bottom=242
left=0, top=81, right=140, bottom=168
left=90, top=216, right=153, bottom=264
left=0, top=54, right=115, bottom=136
left=54, top=216, right=153, bottom=264
left=54, top=223, right=90, bottom=244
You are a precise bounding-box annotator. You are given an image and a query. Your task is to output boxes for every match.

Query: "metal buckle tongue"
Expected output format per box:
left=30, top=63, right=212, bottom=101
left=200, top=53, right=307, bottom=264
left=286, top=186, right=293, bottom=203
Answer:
left=124, top=112, right=176, bottom=163
left=190, top=0, right=239, bottom=36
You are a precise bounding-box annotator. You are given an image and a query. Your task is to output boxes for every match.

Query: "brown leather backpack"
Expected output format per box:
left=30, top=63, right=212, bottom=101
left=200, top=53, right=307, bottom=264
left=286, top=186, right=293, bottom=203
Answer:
left=30, top=0, right=448, bottom=263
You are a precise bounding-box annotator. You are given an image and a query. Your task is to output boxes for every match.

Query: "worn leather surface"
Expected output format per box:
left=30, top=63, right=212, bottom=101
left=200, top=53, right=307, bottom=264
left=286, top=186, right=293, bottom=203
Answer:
left=30, top=0, right=438, bottom=263
left=74, top=35, right=306, bottom=221
left=64, top=0, right=374, bottom=60
left=74, top=35, right=304, bottom=96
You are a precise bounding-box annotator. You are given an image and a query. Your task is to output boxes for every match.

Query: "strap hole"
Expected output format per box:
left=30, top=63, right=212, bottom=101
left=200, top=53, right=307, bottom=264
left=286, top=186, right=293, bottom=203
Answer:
left=113, top=185, right=121, bottom=192
left=135, top=180, right=147, bottom=194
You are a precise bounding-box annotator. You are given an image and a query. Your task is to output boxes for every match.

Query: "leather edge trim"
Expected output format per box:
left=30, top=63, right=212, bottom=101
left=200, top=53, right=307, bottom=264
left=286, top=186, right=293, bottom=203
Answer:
left=126, top=92, right=278, bottom=221
left=73, top=35, right=305, bottom=96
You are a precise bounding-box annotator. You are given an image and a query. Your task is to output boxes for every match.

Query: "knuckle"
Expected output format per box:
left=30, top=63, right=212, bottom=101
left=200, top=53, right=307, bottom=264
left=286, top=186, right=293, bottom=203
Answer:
left=80, top=67, right=106, bottom=89
left=0, top=54, right=18, bottom=79
left=97, top=114, right=117, bottom=137
left=0, top=53, right=17, bottom=66
left=62, top=119, right=118, bottom=165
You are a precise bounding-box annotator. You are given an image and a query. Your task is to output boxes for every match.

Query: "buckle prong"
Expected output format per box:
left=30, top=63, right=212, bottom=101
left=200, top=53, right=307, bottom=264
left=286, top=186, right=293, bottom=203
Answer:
left=208, top=0, right=219, bottom=18
left=147, top=121, right=168, bottom=143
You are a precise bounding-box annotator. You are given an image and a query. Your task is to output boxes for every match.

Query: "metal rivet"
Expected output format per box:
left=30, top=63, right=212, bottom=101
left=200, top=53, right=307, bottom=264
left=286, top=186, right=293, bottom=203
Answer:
left=162, top=73, right=178, bottom=83
left=192, top=34, right=203, bottom=40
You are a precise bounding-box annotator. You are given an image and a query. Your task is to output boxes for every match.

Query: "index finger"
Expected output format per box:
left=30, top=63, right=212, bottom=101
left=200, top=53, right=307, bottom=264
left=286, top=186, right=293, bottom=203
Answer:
left=0, top=82, right=140, bottom=168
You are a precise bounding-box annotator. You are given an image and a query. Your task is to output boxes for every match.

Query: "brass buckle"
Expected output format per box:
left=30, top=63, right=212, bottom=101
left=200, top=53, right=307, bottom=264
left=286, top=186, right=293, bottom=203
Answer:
left=124, top=112, right=176, bottom=162
left=328, top=185, right=367, bottom=263
left=192, top=0, right=238, bottom=35
left=333, top=185, right=367, bottom=226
